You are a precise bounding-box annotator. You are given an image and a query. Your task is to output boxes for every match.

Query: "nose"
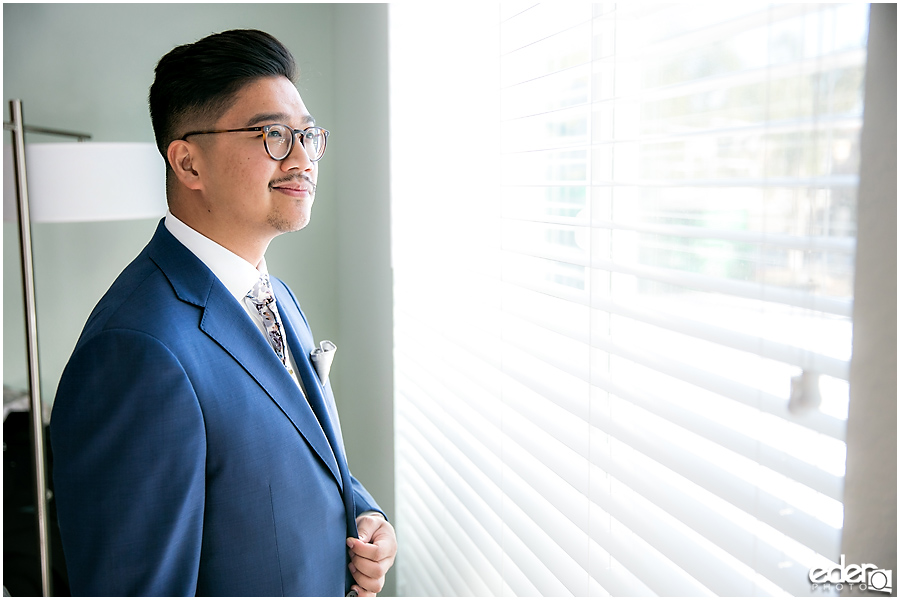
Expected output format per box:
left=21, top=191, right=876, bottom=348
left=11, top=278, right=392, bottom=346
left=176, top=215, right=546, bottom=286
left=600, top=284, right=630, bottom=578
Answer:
left=280, top=134, right=315, bottom=173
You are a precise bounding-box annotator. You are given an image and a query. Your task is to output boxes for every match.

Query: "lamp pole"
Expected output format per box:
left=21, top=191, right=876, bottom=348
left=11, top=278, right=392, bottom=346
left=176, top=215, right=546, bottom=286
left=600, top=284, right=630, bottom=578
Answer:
left=9, top=98, right=52, bottom=597
left=5, top=99, right=91, bottom=597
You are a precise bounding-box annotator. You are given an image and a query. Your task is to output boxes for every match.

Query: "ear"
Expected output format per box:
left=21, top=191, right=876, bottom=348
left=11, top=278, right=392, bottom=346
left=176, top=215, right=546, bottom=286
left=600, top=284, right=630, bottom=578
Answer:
left=166, top=140, right=204, bottom=191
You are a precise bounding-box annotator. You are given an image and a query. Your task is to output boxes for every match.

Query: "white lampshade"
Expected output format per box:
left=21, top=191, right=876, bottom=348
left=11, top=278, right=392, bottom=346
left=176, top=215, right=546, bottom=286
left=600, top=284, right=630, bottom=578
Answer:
left=4, top=142, right=167, bottom=223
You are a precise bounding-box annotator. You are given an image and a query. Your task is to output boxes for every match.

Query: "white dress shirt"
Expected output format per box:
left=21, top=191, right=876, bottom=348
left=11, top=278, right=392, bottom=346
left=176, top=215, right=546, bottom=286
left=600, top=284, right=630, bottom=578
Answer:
left=164, top=211, right=304, bottom=392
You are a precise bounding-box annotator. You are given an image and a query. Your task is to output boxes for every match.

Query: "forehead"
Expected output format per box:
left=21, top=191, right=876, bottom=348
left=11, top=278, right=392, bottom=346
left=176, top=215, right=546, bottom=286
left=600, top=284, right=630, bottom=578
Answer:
left=219, top=76, right=313, bottom=128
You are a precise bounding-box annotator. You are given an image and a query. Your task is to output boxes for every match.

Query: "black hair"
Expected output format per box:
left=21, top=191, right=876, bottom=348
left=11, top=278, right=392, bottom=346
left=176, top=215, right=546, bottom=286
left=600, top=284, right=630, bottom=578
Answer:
left=149, top=29, right=297, bottom=160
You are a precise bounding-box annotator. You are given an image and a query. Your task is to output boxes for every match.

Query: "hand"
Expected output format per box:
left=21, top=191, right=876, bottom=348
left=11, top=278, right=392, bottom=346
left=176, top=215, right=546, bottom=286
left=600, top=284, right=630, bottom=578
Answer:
left=347, top=512, right=397, bottom=597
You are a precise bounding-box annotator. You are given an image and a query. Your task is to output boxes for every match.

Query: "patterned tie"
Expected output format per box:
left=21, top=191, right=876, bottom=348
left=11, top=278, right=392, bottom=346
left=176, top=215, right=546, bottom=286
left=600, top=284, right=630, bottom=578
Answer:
left=246, top=274, right=292, bottom=374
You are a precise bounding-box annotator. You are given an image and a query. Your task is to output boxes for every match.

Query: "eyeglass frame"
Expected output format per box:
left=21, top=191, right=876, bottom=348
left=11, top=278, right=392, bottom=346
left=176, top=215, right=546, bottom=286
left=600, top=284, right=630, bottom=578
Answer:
left=179, top=124, right=330, bottom=162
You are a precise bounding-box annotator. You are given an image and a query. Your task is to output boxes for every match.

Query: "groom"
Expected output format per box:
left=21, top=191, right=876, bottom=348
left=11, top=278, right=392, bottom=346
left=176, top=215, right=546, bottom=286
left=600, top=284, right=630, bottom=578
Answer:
left=50, top=29, right=396, bottom=596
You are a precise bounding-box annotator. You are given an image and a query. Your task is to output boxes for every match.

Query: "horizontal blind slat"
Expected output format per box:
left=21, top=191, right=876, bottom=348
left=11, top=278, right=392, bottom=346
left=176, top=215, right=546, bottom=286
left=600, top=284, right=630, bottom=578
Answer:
left=501, top=211, right=857, bottom=254
left=590, top=393, right=843, bottom=558
left=592, top=295, right=850, bottom=380
left=402, top=340, right=818, bottom=594
left=397, top=464, right=499, bottom=595
left=497, top=314, right=847, bottom=499
left=586, top=450, right=820, bottom=596
left=393, top=510, right=458, bottom=596
left=499, top=246, right=854, bottom=317
left=402, top=353, right=722, bottom=595
left=498, top=284, right=851, bottom=388
left=592, top=258, right=853, bottom=317
left=401, top=392, right=574, bottom=595
left=591, top=333, right=847, bottom=440
left=396, top=483, right=478, bottom=596
left=413, top=298, right=846, bottom=499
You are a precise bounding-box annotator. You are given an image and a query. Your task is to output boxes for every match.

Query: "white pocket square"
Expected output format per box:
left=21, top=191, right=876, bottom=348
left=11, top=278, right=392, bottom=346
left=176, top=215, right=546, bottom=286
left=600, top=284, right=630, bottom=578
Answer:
left=310, top=340, right=337, bottom=383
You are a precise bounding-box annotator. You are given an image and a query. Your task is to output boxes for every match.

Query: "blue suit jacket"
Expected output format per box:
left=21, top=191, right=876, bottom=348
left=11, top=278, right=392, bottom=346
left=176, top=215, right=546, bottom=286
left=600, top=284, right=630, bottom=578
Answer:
left=50, top=221, right=381, bottom=596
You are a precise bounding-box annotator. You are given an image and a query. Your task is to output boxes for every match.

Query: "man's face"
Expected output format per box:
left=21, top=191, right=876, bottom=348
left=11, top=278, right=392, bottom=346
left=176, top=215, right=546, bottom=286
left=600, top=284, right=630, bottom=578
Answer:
left=196, top=76, right=319, bottom=242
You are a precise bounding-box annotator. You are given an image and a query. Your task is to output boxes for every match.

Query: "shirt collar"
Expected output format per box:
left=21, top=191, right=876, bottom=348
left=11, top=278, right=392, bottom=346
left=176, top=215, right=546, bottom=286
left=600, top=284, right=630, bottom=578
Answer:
left=164, top=210, right=266, bottom=303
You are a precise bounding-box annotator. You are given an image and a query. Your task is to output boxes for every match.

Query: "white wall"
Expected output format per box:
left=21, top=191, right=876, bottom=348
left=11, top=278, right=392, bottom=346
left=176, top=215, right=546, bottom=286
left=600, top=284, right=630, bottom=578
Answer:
left=332, top=1, right=396, bottom=548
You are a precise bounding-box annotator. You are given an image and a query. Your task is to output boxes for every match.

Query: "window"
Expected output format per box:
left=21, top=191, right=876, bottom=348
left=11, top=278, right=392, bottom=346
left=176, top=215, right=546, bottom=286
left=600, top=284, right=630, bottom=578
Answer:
left=390, top=3, right=868, bottom=595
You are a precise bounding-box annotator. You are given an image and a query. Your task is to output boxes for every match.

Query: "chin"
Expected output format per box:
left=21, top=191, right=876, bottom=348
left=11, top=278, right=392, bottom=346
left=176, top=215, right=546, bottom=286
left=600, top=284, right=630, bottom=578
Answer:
left=268, top=206, right=312, bottom=233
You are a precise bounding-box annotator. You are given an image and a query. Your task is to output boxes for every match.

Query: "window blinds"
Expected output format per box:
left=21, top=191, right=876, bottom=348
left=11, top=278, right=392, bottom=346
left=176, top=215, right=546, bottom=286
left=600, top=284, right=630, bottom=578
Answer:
left=390, top=3, right=868, bottom=596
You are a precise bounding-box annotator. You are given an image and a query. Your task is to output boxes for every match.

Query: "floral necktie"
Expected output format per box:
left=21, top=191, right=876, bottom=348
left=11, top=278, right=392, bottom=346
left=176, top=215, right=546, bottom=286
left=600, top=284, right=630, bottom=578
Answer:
left=246, top=274, right=292, bottom=374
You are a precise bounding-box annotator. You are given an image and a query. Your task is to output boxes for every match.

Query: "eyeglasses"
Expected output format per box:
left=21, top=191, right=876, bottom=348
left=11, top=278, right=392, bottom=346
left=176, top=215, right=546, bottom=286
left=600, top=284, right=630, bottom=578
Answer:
left=180, top=124, right=329, bottom=162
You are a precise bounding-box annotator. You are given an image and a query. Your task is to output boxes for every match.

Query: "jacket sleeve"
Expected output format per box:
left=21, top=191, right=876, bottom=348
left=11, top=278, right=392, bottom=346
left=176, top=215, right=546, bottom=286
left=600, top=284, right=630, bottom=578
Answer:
left=351, top=474, right=385, bottom=519
left=50, top=329, right=206, bottom=596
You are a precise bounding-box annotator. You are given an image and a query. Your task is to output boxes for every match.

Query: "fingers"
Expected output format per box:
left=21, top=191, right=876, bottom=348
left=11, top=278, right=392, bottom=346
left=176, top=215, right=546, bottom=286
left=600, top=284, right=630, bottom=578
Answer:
left=348, top=513, right=398, bottom=596
left=348, top=547, right=389, bottom=582
left=350, top=518, right=397, bottom=563
left=348, top=543, right=390, bottom=593
left=349, top=560, right=384, bottom=594
left=348, top=536, right=391, bottom=563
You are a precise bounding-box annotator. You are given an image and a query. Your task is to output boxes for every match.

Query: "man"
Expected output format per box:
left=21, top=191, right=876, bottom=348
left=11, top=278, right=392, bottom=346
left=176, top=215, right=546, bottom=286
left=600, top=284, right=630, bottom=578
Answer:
left=49, top=29, right=396, bottom=596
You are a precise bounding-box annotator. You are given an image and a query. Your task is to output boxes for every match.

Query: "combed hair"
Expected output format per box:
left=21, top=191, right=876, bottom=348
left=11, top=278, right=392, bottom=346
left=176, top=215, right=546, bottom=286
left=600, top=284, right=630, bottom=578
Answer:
left=149, top=29, right=297, bottom=160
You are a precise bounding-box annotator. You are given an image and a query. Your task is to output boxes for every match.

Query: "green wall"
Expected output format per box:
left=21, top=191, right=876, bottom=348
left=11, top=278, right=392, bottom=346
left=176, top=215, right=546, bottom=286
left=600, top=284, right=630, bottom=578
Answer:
left=3, top=4, right=395, bottom=593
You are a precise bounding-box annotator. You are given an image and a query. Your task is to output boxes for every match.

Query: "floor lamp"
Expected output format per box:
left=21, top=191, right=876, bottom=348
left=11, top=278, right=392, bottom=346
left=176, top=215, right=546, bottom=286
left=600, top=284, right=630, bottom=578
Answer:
left=4, top=99, right=166, bottom=596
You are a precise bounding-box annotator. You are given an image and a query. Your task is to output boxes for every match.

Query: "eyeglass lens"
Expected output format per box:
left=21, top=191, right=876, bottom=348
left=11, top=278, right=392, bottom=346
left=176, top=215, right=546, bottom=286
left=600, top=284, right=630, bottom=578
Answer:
left=265, top=125, right=326, bottom=161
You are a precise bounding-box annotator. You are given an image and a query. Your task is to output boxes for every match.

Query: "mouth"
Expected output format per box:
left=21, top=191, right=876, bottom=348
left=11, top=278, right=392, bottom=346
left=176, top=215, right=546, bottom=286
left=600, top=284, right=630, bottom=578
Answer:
left=269, top=176, right=316, bottom=198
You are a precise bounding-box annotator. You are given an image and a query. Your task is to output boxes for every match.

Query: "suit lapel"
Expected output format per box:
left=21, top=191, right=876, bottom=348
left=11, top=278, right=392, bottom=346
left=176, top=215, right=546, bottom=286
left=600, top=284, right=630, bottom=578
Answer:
left=201, top=289, right=343, bottom=489
left=274, top=279, right=358, bottom=536
left=147, top=222, right=342, bottom=489
left=274, top=284, right=348, bottom=479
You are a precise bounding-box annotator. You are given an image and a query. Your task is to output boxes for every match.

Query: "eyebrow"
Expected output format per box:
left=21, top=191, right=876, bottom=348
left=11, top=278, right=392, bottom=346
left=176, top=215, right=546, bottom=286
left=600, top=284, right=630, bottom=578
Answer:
left=245, top=112, right=316, bottom=128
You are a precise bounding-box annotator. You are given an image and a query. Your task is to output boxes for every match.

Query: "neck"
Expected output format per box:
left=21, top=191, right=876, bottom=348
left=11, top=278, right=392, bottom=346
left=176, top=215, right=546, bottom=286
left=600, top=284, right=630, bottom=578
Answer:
left=168, top=203, right=272, bottom=268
